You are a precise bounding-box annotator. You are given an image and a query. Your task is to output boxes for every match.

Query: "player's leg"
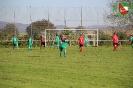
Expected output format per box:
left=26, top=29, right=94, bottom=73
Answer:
left=44, top=42, right=45, bottom=48
left=63, top=50, right=66, bottom=57
left=81, top=45, right=83, bottom=51
left=53, top=42, right=56, bottom=48
left=132, top=42, right=133, bottom=48
left=114, top=43, right=118, bottom=51
left=28, top=44, right=31, bottom=50
left=113, top=43, right=116, bottom=51
left=30, top=44, right=32, bottom=50
left=16, top=42, right=19, bottom=49
left=84, top=43, right=87, bottom=47
left=57, top=42, right=59, bottom=49
left=79, top=44, right=81, bottom=51
left=59, top=46, right=63, bottom=56
left=80, top=44, right=83, bottom=52
left=40, top=42, right=42, bottom=49
left=13, top=42, right=17, bottom=50
left=62, top=47, right=66, bottom=57
left=116, top=43, right=118, bottom=50
left=13, top=43, right=15, bottom=50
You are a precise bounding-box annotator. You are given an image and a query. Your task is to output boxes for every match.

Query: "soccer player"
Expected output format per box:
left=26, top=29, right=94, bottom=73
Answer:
left=12, top=35, right=19, bottom=50
left=40, top=36, right=45, bottom=49
left=112, top=33, right=119, bottom=51
left=60, top=34, right=66, bottom=43
left=54, top=34, right=60, bottom=49
left=78, top=34, right=84, bottom=52
left=59, top=41, right=68, bottom=57
left=130, top=35, right=133, bottom=48
left=84, top=38, right=88, bottom=47
left=28, top=36, right=33, bottom=51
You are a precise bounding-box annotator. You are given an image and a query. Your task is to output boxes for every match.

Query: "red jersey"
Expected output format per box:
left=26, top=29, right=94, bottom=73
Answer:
left=112, top=35, right=118, bottom=43
left=41, top=37, right=45, bottom=42
left=78, top=36, right=84, bottom=45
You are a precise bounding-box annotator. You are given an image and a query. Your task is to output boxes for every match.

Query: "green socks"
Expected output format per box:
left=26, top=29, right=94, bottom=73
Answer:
left=64, top=52, right=66, bottom=57
left=60, top=52, right=62, bottom=56
left=60, top=52, right=66, bottom=57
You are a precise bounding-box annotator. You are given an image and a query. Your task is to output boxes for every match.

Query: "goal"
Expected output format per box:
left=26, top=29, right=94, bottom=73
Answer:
left=43, top=29, right=99, bottom=47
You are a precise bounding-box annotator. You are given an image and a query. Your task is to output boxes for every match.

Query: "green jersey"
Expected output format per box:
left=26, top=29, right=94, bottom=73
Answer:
left=84, top=38, right=88, bottom=44
left=12, top=37, right=18, bottom=43
left=61, top=42, right=68, bottom=47
left=131, top=37, right=133, bottom=42
left=28, top=38, right=33, bottom=45
left=55, top=36, right=59, bottom=42
left=60, top=42, right=68, bottom=50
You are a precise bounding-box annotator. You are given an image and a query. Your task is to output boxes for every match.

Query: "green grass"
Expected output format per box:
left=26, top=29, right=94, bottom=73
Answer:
left=0, top=46, right=133, bottom=88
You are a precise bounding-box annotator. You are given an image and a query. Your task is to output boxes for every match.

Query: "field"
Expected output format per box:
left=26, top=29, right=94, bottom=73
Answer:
left=0, top=46, right=133, bottom=88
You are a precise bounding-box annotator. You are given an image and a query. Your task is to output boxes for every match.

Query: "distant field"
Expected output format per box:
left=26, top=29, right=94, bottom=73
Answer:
left=0, top=46, right=133, bottom=88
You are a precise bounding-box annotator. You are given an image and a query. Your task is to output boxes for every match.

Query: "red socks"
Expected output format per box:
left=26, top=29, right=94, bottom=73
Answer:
left=114, top=45, right=118, bottom=51
left=80, top=47, right=83, bottom=52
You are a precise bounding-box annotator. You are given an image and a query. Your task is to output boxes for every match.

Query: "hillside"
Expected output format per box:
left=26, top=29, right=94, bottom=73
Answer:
left=0, top=21, right=29, bottom=33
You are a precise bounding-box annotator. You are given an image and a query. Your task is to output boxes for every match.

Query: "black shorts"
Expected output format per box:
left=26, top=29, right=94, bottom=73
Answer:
left=113, top=43, right=118, bottom=46
left=79, top=44, right=84, bottom=47
left=131, top=41, right=133, bottom=44
left=41, top=42, right=45, bottom=46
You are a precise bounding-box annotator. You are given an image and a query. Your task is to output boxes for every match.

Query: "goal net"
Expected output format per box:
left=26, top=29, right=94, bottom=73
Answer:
left=43, top=29, right=99, bottom=47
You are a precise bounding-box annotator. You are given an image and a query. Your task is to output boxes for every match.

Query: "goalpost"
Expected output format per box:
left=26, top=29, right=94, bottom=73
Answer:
left=44, top=29, right=99, bottom=47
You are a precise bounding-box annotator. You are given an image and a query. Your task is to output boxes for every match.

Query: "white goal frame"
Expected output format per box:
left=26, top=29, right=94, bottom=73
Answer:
left=44, top=29, right=99, bottom=47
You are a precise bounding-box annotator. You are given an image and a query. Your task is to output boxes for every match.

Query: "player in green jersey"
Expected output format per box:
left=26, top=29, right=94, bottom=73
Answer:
left=59, top=41, right=68, bottom=57
left=28, top=36, right=33, bottom=51
left=12, top=35, right=19, bottom=50
left=130, top=35, right=133, bottom=48
left=54, top=34, right=60, bottom=49
left=84, top=38, right=88, bottom=47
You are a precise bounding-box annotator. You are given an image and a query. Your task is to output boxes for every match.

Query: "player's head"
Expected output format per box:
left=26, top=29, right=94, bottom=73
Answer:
left=80, top=34, right=82, bottom=36
left=113, top=33, right=116, bottom=35
left=60, top=34, right=63, bottom=37
left=56, top=33, right=58, bottom=36
left=13, top=34, right=16, bottom=37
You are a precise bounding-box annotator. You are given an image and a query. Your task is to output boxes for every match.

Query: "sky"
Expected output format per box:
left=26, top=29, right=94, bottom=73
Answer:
left=0, top=0, right=110, bottom=27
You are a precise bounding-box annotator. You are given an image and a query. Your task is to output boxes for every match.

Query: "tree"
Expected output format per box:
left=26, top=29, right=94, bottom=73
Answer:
left=75, top=25, right=87, bottom=37
left=26, top=19, right=56, bottom=39
left=61, top=27, right=75, bottom=40
left=2, top=23, right=19, bottom=40
left=76, top=25, right=86, bottom=29
left=106, top=0, right=133, bottom=30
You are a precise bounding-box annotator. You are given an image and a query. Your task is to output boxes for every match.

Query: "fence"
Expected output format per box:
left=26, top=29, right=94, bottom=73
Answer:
left=0, top=40, right=131, bottom=48
left=0, top=6, right=133, bottom=47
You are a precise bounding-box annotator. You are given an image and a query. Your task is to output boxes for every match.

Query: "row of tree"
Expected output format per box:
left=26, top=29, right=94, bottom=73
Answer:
left=0, top=19, right=87, bottom=40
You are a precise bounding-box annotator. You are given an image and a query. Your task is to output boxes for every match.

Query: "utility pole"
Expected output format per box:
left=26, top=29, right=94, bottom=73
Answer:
left=48, top=6, right=49, bottom=28
left=81, top=6, right=82, bottom=27
left=14, top=6, right=16, bottom=35
left=30, top=6, right=32, bottom=36
left=64, top=7, right=66, bottom=29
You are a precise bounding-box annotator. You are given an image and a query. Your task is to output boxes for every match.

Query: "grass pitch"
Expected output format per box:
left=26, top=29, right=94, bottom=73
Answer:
left=0, top=46, right=133, bottom=88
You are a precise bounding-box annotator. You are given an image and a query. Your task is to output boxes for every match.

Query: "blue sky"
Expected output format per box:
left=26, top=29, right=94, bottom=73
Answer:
left=0, top=0, right=109, bottom=27
left=0, top=0, right=108, bottom=7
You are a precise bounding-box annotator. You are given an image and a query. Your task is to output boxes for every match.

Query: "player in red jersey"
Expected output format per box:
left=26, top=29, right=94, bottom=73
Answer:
left=78, top=34, right=84, bottom=52
left=40, top=36, right=45, bottom=49
left=112, top=33, right=119, bottom=51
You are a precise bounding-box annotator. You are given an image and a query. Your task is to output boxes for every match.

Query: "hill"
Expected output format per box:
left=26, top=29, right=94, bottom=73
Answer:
left=0, top=21, right=29, bottom=33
